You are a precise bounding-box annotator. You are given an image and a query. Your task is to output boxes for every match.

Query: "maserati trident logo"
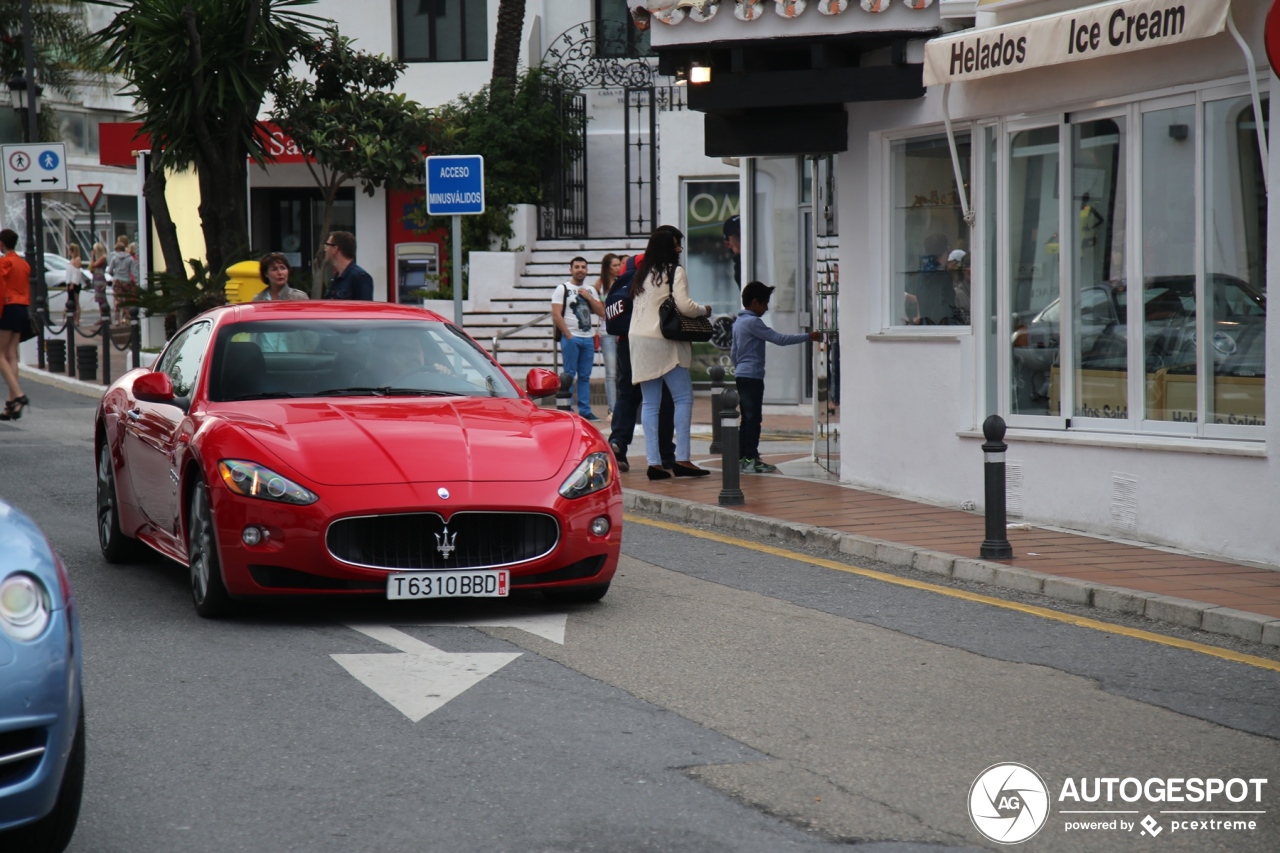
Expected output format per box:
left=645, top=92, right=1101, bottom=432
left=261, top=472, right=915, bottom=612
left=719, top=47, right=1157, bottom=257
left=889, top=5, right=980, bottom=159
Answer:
left=435, top=525, right=457, bottom=559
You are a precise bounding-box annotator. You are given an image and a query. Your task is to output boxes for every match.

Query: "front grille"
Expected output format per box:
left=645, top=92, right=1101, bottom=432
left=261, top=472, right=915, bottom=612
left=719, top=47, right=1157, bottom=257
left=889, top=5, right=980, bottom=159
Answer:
left=327, top=511, right=560, bottom=571
left=0, top=726, right=47, bottom=787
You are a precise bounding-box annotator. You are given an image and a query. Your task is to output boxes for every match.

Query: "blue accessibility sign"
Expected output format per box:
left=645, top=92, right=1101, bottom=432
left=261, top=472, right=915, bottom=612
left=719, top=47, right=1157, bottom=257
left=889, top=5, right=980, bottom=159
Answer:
left=38, top=150, right=60, bottom=170
left=426, top=155, right=484, bottom=216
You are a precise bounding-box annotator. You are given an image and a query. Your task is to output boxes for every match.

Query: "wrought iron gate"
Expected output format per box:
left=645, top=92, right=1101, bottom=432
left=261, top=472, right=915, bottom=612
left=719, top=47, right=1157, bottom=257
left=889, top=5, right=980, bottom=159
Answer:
left=539, top=91, right=588, bottom=240
left=624, top=87, right=657, bottom=236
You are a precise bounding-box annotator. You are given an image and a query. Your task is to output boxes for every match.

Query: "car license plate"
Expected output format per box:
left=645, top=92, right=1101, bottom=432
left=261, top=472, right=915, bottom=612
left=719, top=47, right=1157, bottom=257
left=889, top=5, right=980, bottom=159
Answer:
left=386, top=570, right=509, bottom=600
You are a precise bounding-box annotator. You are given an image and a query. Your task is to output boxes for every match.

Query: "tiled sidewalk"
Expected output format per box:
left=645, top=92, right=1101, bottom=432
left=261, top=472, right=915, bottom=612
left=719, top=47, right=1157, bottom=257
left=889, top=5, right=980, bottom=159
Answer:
left=619, top=406, right=1280, bottom=644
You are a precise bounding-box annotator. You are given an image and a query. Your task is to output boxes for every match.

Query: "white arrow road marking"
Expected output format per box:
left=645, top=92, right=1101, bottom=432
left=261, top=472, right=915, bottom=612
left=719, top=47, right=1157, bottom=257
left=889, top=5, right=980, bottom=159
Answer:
left=415, top=610, right=569, bottom=645
left=332, top=624, right=521, bottom=722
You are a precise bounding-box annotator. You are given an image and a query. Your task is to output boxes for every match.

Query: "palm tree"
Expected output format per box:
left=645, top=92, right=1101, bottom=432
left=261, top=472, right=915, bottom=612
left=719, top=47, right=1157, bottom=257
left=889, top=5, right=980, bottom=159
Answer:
left=490, top=0, right=526, bottom=90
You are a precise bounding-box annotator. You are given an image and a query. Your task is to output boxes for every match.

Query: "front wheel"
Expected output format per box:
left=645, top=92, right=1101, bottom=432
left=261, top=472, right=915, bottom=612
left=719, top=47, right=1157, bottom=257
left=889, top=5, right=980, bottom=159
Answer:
left=96, top=441, right=144, bottom=563
left=188, top=481, right=233, bottom=618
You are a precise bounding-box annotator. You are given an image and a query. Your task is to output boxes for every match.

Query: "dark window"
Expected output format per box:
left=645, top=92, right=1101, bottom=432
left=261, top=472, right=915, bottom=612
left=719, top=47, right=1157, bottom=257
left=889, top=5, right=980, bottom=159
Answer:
left=399, top=0, right=488, bottom=62
left=595, top=0, right=651, bottom=58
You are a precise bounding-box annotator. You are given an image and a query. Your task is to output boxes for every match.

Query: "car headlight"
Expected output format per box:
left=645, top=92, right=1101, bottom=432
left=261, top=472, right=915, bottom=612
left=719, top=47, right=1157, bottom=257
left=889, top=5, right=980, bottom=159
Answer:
left=559, top=452, right=612, bottom=500
left=0, top=573, right=51, bottom=641
left=218, top=460, right=318, bottom=505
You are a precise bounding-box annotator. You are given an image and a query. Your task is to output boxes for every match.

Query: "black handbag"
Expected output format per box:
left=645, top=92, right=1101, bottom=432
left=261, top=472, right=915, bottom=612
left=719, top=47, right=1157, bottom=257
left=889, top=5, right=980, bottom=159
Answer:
left=19, top=312, right=38, bottom=343
left=659, top=295, right=713, bottom=343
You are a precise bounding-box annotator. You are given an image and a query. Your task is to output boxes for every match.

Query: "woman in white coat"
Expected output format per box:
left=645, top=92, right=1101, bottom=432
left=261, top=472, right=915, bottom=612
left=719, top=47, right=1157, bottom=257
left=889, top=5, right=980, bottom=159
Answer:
left=627, top=226, right=713, bottom=480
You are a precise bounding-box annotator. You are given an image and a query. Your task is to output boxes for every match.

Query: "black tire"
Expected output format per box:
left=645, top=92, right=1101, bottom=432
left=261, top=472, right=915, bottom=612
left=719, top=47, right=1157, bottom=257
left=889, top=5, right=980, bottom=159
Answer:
left=543, top=582, right=610, bottom=604
left=1, top=701, right=85, bottom=853
left=96, top=441, right=144, bottom=563
left=188, top=480, right=234, bottom=618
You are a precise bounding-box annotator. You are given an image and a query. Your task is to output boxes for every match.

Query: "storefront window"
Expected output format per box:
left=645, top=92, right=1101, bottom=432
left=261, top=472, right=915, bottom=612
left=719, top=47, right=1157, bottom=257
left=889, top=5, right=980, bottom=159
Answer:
left=890, top=134, right=971, bottom=328
left=1070, top=117, right=1127, bottom=421
left=1204, top=95, right=1267, bottom=427
left=398, top=0, right=488, bottom=62
left=1141, top=104, right=1197, bottom=423
left=1008, top=125, right=1059, bottom=415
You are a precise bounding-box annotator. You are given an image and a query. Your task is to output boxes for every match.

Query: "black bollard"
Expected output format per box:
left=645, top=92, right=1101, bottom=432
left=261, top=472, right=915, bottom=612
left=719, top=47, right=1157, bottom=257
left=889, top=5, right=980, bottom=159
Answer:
left=980, top=414, right=1013, bottom=560
left=129, top=307, right=142, bottom=370
left=45, top=339, right=66, bottom=375
left=708, top=365, right=724, bottom=454
left=65, top=313, right=76, bottom=378
left=556, top=372, right=573, bottom=412
left=718, top=389, right=745, bottom=506
left=76, top=344, right=98, bottom=383
left=100, top=317, right=112, bottom=387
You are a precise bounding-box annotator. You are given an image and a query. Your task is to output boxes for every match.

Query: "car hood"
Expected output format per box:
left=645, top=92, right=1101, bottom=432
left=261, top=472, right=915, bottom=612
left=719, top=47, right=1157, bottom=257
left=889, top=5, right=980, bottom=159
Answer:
left=211, top=397, right=579, bottom=486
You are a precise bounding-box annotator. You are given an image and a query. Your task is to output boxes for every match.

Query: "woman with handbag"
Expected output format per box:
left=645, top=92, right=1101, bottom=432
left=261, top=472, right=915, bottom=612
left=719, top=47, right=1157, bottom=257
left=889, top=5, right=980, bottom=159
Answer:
left=627, top=226, right=713, bottom=480
left=0, top=228, right=31, bottom=420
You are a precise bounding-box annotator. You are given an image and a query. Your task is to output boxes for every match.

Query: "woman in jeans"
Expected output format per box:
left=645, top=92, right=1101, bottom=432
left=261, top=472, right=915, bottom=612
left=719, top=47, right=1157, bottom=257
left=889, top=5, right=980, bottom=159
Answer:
left=626, top=226, right=712, bottom=480
left=593, top=253, right=621, bottom=416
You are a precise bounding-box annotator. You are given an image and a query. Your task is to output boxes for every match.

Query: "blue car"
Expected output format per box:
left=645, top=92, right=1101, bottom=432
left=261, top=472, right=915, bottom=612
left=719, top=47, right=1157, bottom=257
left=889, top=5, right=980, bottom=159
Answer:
left=0, top=499, right=84, bottom=852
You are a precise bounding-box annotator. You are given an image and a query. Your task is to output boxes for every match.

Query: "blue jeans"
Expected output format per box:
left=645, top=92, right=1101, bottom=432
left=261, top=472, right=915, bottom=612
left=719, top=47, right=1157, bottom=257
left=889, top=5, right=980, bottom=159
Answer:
left=640, top=367, right=693, bottom=465
left=600, top=334, right=618, bottom=413
left=560, top=334, right=595, bottom=416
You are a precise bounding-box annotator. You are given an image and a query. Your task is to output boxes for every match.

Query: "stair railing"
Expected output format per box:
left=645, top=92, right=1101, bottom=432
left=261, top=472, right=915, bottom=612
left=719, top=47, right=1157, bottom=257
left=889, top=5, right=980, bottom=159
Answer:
left=492, top=310, right=559, bottom=375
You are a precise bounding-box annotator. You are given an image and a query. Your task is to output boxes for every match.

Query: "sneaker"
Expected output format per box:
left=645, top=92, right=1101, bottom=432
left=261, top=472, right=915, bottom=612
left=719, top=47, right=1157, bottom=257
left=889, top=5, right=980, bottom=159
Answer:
left=581, top=412, right=601, bottom=421
left=750, top=458, right=778, bottom=474
left=739, top=457, right=754, bottom=473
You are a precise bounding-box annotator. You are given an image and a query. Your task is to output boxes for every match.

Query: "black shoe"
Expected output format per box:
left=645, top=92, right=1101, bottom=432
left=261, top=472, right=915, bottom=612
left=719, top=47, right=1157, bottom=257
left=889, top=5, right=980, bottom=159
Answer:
left=1, top=396, right=27, bottom=421
left=646, top=465, right=672, bottom=481
left=608, top=441, right=629, bottom=473
left=672, top=461, right=710, bottom=477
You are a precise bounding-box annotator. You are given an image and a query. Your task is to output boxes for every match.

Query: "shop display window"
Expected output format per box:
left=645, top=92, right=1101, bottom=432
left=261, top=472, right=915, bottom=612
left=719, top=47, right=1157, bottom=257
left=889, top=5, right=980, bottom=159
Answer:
left=398, top=0, right=488, bottom=63
left=889, top=133, right=972, bottom=328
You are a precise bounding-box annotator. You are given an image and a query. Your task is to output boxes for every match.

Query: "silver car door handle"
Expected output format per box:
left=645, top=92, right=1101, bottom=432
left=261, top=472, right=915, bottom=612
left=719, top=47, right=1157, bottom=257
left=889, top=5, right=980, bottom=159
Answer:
left=127, top=408, right=142, bottom=421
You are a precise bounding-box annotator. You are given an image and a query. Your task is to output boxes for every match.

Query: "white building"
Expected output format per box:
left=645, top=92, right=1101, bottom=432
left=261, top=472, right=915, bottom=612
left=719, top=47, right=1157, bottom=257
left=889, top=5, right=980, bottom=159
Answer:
left=651, top=0, right=1278, bottom=566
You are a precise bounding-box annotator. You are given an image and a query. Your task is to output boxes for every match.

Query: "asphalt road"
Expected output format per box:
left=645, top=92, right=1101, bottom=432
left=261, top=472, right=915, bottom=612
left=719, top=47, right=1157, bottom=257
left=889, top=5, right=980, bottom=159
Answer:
left=2, top=377, right=1278, bottom=853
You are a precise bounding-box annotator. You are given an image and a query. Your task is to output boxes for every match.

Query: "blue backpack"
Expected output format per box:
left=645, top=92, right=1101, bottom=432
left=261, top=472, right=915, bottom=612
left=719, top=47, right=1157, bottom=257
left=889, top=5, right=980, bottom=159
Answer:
left=604, top=259, right=638, bottom=337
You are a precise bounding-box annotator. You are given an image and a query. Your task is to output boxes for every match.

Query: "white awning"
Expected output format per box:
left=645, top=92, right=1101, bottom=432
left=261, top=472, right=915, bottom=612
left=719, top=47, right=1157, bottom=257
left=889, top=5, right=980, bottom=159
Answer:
left=923, top=0, right=1230, bottom=86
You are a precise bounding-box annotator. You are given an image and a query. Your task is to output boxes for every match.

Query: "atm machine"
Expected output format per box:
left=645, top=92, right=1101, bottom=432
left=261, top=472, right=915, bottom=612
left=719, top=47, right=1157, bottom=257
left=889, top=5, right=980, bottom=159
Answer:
left=395, top=242, right=440, bottom=304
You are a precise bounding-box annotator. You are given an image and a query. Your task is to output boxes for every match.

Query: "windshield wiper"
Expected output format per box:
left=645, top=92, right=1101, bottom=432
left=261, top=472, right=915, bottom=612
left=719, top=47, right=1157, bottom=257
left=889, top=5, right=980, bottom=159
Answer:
left=224, top=391, right=297, bottom=401
left=312, top=386, right=459, bottom=398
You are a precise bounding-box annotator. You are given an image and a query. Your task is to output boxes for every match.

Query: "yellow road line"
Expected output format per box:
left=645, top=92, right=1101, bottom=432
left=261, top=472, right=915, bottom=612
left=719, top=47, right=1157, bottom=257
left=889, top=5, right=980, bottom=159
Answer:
left=625, top=513, right=1280, bottom=673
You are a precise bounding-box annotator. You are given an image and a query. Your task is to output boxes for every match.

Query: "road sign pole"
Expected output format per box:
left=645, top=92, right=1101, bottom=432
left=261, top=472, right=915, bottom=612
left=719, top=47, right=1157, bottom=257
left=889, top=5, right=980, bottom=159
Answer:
left=453, top=214, right=462, bottom=326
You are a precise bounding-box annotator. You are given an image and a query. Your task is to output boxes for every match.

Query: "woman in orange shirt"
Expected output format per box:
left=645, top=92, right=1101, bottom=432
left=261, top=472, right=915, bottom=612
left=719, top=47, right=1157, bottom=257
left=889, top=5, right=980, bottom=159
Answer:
left=0, top=227, right=31, bottom=419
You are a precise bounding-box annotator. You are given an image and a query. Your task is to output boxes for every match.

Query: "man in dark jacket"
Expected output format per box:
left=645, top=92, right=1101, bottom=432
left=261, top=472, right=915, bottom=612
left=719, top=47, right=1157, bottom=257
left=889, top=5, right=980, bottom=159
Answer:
left=324, top=231, right=374, bottom=300
left=605, top=253, right=674, bottom=473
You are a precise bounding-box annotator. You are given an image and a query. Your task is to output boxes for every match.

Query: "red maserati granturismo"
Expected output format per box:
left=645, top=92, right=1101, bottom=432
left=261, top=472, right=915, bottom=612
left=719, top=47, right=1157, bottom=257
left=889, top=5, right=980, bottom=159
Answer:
left=94, top=302, right=621, bottom=617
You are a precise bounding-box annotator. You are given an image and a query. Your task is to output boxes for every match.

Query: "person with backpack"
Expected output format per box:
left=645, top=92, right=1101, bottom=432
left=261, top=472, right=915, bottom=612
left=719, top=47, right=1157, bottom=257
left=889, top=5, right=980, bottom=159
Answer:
left=603, top=252, right=675, bottom=474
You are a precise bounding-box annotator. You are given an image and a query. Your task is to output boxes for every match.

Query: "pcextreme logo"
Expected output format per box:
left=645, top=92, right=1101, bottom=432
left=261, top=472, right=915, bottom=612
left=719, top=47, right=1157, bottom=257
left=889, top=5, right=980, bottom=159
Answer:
left=968, top=764, right=1270, bottom=844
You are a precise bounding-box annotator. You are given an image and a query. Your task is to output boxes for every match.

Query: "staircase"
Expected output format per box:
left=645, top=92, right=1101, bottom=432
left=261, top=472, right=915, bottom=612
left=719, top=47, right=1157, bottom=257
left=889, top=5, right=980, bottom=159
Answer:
left=465, top=237, right=648, bottom=375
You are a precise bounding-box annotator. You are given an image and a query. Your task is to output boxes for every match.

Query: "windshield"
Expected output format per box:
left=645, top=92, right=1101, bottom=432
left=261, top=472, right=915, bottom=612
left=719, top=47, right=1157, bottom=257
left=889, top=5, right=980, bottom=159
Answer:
left=209, top=319, right=519, bottom=403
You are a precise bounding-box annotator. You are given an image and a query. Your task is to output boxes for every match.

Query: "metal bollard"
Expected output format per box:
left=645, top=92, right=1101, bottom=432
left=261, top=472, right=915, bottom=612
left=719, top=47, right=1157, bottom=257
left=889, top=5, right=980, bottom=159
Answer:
left=980, top=415, right=1013, bottom=560
left=100, top=317, right=112, bottom=387
left=718, top=389, right=745, bottom=506
left=75, top=344, right=98, bottom=383
left=556, top=372, right=573, bottom=412
left=708, top=365, right=724, bottom=454
left=129, top=307, right=142, bottom=370
left=65, top=314, right=76, bottom=378
left=45, top=339, right=66, bottom=375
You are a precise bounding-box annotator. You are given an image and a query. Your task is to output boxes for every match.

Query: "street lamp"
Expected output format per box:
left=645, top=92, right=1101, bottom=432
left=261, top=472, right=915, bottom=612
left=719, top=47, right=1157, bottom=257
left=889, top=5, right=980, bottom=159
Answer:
left=7, top=73, right=47, bottom=363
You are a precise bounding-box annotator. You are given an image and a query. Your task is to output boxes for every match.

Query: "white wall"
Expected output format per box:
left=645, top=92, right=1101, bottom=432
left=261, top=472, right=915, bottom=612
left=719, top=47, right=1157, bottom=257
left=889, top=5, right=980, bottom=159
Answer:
left=835, top=0, right=1280, bottom=564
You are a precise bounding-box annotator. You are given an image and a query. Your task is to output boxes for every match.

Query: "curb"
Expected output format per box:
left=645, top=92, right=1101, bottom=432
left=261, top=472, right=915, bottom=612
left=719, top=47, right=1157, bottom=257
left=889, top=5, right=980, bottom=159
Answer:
left=18, top=364, right=109, bottom=399
left=622, top=490, right=1280, bottom=650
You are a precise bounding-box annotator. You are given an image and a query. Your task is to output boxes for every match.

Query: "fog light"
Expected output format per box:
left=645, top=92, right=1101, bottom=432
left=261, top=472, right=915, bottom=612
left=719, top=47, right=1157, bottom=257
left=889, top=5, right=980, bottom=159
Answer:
left=590, top=516, right=611, bottom=536
left=242, top=526, right=267, bottom=546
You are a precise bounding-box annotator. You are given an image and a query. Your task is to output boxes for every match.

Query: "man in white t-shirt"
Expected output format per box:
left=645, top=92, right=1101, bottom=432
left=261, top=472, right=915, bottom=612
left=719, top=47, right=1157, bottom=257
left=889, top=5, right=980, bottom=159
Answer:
left=551, top=256, right=604, bottom=420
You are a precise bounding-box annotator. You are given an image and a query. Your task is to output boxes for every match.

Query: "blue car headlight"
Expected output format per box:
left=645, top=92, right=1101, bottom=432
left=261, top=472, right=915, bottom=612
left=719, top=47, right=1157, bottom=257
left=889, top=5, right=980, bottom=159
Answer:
left=0, top=573, right=51, bottom=642
left=559, top=452, right=613, bottom=500
left=218, top=460, right=318, bottom=505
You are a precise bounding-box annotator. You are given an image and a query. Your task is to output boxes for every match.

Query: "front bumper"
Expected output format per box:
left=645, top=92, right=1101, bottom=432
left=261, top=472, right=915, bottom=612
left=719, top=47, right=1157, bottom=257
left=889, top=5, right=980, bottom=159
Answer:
left=209, top=478, right=622, bottom=597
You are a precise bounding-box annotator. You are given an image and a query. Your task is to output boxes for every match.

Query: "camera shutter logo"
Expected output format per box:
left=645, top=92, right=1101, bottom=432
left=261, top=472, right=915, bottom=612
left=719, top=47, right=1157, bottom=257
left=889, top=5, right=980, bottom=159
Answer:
left=969, top=763, right=1050, bottom=844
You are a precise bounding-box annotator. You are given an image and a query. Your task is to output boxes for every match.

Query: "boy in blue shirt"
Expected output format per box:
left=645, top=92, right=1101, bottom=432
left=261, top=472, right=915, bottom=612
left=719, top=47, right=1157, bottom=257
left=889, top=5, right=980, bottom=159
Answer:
left=730, top=281, right=822, bottom=473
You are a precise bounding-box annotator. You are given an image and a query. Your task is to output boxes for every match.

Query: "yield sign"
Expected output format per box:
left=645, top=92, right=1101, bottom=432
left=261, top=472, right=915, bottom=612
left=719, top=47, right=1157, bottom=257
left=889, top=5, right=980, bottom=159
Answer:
left=78, top=183, right=103, bottom=209
left=332, top=624, right=520, bottom=722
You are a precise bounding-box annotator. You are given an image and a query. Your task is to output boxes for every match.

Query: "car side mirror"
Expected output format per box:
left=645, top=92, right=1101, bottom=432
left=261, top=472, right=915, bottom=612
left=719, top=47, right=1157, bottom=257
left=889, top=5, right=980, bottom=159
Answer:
left=134, top=371, right=175, bottom=403
left=525, top=368, right=560, bottom=398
